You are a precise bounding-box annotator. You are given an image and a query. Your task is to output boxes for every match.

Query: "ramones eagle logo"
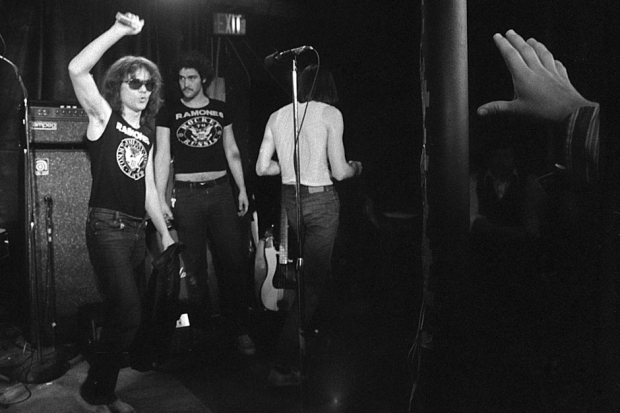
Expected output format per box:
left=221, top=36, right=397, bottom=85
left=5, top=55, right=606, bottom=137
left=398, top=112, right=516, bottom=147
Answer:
left=177, top=117, right=222, bottom=148
left=117, top=138, right=147, bottom=180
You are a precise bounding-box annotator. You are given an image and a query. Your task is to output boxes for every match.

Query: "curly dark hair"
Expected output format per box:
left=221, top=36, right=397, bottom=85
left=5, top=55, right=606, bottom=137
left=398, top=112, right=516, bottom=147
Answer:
left=100, top=56, right=163, bottom=127
left=298, top=64, right=339, bottom=105
left=171, top=51, right=215, bottom=88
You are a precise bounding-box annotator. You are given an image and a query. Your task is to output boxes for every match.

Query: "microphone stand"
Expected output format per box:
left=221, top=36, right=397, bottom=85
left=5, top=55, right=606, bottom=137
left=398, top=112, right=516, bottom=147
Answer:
left=0, top=55, right=40, bottom=352
left=44, top=196, right=58, bottom=349
left=289, top=57, right=307, bottom=401
left=0, top=55, right=67, bottom=384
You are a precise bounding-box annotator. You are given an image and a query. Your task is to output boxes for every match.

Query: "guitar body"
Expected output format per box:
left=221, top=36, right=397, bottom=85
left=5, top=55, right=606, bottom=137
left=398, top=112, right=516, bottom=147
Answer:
left=261, top=235, right=280, bottom=311
left=260, top=207, right=296, bottom=312
left=253, top=238, right=267, bottom=307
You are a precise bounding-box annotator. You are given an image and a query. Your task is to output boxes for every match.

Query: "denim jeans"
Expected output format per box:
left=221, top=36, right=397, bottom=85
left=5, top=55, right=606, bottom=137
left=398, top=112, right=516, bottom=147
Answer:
left=81, top=207, right=147, bottom=405
left=173, top=180, right=249, bottom=336
left=276, top=185, right=340, bottom=369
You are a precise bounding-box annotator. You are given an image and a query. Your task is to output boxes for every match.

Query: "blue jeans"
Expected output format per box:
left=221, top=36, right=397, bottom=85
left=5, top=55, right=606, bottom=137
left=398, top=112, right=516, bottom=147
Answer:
left=173, top=179, right=249, bottom=336
left=276, top=185, right=340, bottom=369
left=81, top=207, right=147, bottom=405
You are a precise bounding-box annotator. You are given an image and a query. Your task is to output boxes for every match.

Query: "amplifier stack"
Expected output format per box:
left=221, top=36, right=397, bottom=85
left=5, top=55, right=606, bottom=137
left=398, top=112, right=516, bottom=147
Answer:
left=29, top=102, right=100, bottom=328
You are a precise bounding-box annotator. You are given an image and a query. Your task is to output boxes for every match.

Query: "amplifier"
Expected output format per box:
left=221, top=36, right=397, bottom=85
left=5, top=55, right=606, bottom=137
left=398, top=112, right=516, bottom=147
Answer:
left=30, top=103, right=88, bottom=144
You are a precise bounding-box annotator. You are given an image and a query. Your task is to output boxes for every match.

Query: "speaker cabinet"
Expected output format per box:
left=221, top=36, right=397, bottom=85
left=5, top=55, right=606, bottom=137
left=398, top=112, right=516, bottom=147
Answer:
left=31, top=149, right=100, bottom=321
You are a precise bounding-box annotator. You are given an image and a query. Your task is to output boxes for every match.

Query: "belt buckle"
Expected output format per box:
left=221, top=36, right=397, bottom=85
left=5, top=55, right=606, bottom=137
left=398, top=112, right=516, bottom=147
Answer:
left=308, top=186, right=324, bottom=194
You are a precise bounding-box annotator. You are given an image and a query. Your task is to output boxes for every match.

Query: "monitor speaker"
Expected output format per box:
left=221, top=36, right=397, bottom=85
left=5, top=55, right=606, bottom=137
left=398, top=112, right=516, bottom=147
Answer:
left=31, top=148, right=101, bottom=321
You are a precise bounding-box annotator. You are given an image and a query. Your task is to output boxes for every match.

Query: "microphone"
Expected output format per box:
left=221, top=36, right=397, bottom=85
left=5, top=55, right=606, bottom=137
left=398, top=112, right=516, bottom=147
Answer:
left=264, top=46, right=313, bottom=67
left=115, top=12, right=139, bottom=29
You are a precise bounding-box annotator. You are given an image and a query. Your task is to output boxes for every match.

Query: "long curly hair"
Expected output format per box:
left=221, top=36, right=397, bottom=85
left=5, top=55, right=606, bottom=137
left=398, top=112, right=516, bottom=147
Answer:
left=100, top=56, right=163, bottom=127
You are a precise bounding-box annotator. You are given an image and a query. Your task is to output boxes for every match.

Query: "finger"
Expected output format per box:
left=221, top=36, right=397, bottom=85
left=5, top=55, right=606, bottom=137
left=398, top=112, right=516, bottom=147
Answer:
left=555, top=60, right=570, bottom=82
left=527, top=38, right=557, bottom=74
left=492, top=32, right=528, bottom=79
left=504, top=30, right=542, bottom=70
left=477, top=100, right=514, bottom=117
left=554, top=60, right=582, bottom=97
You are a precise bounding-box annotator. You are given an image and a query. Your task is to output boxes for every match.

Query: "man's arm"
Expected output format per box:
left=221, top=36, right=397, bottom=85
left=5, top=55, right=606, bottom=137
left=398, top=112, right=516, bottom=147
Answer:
left=477, top=30, right=600, bottom=186
left=561, top=105, right=600, bottom=186
left=325, top=106, right=362, bottom=181
left=145, top=148, right=175, bottom=250
left=222, top=124, right=249, bottom=216
left=68, top=14, right=144, bottom=140
left=155, top=125, right=174, bottom=221
left=255, top=118, right=281, bottom=177
left=477, top=30, right=596, bottom=123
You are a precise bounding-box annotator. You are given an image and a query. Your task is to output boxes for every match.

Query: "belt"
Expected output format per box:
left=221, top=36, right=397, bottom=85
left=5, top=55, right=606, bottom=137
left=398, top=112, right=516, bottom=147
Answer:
left=88, top=207, right=145, bottom=223
left=175, top=175, right=228, bottom=189
left=283, top=184, right=334, bottom=194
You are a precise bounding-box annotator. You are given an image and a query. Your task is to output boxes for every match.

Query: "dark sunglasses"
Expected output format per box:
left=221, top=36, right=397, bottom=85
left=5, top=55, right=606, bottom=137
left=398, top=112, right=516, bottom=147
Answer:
left=124, top=78, right=156, bottom=92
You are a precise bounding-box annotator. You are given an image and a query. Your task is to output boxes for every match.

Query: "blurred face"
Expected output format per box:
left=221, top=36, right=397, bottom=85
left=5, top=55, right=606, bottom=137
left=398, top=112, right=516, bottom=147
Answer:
left=179, top=68, right=204, bottom=101
left=120, top=67, right=153, bottom=113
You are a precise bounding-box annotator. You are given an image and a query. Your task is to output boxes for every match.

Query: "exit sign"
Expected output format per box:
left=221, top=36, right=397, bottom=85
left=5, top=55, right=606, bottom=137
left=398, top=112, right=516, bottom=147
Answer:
left=213, top=13, right=246, bottom=36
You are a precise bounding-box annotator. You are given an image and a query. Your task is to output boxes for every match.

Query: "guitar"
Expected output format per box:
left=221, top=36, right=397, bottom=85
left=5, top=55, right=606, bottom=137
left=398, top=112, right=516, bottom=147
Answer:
left=260, top=207, right=296, bottom=312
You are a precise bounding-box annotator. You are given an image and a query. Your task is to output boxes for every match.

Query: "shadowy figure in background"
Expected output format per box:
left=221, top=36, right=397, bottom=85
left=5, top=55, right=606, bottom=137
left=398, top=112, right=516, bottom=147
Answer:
left=469, top=124, right=546, bottom=258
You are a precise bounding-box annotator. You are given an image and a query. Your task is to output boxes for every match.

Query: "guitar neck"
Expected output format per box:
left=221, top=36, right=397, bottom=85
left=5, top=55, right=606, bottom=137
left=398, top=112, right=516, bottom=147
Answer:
left=279, top=206, right=288, bottom=264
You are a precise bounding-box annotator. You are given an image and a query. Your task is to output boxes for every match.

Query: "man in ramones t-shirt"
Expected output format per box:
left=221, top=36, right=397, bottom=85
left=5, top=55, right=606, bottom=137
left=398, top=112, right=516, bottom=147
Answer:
left=155, top=51, right=255, bottom=356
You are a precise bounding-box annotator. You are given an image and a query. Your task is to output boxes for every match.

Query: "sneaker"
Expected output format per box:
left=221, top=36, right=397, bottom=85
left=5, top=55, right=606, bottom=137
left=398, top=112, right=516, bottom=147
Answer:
left=235, top=334, right=256, bottom=356
left=74, top=392, right=112, bottom=413
left=267, top=367, right=301, bottom=387
left=108, top=398, right=135, bottom=413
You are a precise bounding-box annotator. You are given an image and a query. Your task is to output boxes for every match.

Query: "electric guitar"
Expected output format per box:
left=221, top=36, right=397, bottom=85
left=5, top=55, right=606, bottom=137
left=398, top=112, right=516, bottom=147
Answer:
left=261, top=207, right=296, bottom=312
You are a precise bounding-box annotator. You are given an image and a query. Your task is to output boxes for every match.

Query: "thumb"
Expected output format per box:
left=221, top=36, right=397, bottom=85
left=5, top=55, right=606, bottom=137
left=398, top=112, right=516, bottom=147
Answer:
left=477, top=100, right=513, bottom=117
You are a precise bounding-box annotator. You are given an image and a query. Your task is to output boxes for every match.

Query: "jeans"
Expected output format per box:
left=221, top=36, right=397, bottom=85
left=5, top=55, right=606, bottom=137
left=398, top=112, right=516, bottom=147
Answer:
left=276, top=185, right=340, bottom=369
left=173, top=179, right=249, bottom=336
left=81, top=207, right=147, bottom=405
